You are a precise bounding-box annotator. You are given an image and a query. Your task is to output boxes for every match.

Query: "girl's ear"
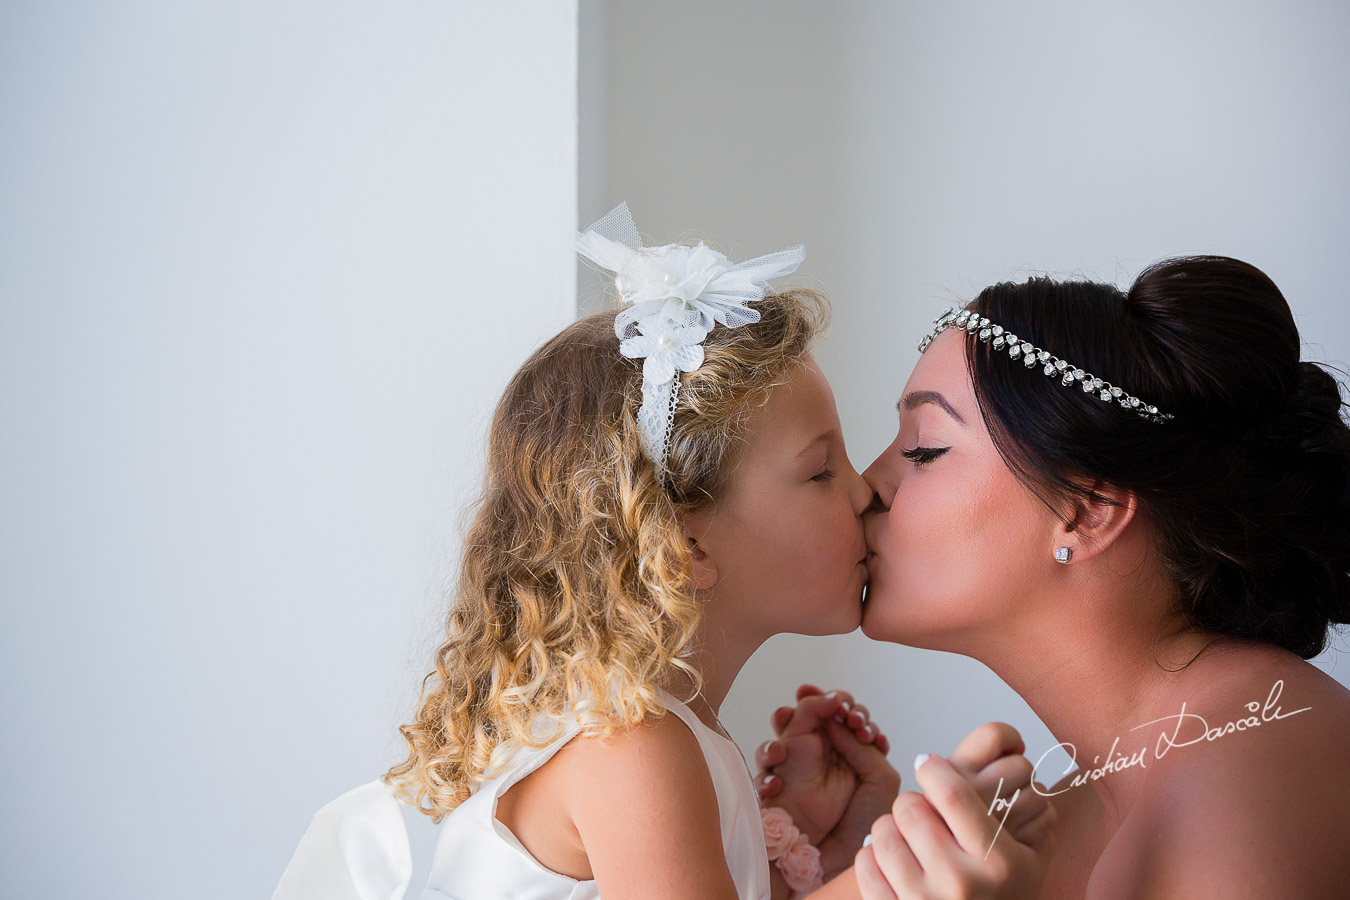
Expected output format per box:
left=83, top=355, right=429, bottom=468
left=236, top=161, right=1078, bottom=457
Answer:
left=681, top=512, right=720, bottom=592
left=688, top=537, right=719, bottom=591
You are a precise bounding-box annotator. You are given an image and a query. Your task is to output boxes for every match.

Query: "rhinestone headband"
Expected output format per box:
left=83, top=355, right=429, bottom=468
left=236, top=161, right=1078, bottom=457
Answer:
left=918, top=306, right=1174, bottom=424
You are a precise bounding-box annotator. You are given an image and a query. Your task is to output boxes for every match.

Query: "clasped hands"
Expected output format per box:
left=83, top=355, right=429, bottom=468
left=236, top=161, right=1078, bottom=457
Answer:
left=754, top=685, right=1056, bottom=898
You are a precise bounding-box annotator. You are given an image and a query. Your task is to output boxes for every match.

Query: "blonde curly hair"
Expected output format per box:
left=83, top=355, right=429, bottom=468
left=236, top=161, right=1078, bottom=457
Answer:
left=383, top=288, right=829, bottom=820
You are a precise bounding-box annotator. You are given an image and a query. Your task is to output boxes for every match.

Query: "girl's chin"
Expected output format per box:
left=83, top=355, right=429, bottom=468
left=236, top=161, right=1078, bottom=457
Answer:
left=816, top=585, right=867, bottom=635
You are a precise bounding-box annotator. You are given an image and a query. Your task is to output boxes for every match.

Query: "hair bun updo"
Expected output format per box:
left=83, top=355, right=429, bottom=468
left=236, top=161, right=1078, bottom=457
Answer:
left=1277, top=360, right=1350, bottom=454
left=1250, top=357, right=1350, bottom=644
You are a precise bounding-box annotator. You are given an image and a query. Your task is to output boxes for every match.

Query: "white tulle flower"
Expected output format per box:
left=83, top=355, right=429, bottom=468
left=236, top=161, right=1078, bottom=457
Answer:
left=611, top=241, right=803, bottom=340
left=617, top=242, right=731, bottom=307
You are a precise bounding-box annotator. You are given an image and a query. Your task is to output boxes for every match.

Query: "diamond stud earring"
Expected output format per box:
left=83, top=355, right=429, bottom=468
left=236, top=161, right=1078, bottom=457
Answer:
left=1054, top=546, right=1072, bottom=564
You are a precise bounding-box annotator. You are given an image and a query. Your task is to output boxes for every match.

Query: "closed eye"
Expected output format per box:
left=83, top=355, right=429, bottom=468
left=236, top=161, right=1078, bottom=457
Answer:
left=900, top=446, right=950, bottom=468
left=811, top=467, right=837, bottom=482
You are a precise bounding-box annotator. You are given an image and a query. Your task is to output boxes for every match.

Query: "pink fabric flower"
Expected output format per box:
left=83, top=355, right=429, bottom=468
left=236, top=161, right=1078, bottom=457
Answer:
left=760, top=806, right=801, bottom=860
left=778, top=834, right=824, bottom=893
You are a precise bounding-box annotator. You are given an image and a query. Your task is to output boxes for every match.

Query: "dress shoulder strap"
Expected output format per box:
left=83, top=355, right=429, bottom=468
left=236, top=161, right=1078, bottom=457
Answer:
left=473, top=715, right=585, bottom=803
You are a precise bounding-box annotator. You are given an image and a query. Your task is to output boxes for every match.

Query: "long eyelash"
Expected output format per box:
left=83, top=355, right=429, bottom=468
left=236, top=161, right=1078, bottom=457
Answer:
left=812, top=468, right=837, bottom=482
left=900, top=446, right=950, bottom=468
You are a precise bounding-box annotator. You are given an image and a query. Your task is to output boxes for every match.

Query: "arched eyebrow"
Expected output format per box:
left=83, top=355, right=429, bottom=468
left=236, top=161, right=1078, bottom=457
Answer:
left=898, top=390, right=966, bottom=426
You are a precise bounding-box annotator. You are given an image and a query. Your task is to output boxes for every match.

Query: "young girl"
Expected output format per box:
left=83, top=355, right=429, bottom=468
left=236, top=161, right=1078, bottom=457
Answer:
left=273, top=205, right=1051, bottom=899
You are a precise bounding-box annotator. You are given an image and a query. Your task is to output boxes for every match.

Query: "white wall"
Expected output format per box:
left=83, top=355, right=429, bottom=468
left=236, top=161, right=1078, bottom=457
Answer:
left=585, top=0, right=1350, bottom=777
left=0, top=3, right=577, bottom=896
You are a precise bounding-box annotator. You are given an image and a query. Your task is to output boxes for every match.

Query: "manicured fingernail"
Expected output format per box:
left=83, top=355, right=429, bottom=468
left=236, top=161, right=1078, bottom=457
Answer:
left=825, top=690, right=839, bottom=699
left=839, top=700, right=852, bottom=713
left=764, top=774, right=780, bottom=788
left=914, top=753, right=932, bottom=772
left=759, top=740, right=773, bottom=755
left=862, top=724, right=875, bottom=739
left=863, top=834, right=874, bottom=847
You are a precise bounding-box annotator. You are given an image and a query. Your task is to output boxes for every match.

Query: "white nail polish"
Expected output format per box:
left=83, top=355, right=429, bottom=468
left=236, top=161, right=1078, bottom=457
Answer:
left=914, top=753, right=931, bottom=772
left=863, top=834, right=874, bottom=848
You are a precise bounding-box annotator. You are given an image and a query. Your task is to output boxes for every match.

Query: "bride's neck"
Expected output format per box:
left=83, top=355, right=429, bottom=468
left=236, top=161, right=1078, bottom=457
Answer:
left=969, top=575, right=1221, bottom=829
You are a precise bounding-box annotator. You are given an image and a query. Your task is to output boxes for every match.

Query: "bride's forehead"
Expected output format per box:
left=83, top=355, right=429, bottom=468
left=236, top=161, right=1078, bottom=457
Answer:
left=906, top=328, right=970, bottom=393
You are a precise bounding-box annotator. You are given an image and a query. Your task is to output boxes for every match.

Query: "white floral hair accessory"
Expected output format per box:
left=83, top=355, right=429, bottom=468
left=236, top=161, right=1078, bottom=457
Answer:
left=577, top=203, right=806, bottom=483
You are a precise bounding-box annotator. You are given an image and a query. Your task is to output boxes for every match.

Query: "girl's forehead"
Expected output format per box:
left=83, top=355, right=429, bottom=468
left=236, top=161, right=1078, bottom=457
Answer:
left=722, top=365, right=838, bottom=480
left=759, top=362, right=836, bottom=432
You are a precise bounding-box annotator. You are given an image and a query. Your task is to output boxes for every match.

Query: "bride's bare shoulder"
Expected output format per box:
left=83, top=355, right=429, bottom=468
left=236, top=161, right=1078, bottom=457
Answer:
left=1180, top=638, right=1350, bottom=746
left=1110, top=642, right=1350, bottom=896
left=1149, top=639, right=1350, bottom=793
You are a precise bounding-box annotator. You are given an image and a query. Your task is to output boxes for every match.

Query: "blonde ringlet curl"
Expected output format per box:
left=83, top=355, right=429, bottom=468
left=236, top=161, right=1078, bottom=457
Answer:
left=383, top=286, right=830, bottom=821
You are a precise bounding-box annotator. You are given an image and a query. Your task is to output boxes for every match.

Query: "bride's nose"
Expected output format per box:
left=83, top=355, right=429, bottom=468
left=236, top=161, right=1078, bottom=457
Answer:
left=862, top=463, right=894, bottom=512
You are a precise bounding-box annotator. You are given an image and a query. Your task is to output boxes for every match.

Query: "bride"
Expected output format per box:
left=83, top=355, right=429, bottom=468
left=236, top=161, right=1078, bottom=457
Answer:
left=762, top=255, right=1350, bottom=897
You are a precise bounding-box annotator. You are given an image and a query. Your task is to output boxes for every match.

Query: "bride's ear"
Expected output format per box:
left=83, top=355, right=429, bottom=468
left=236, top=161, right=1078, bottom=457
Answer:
left=681, top=512, right=719, bottom=591
left=1052, top=480, right=1138, bottom=564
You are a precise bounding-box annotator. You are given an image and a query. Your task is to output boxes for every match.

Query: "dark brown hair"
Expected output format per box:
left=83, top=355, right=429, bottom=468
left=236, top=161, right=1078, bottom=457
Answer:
left=963, top=256, right=1350, bottom=660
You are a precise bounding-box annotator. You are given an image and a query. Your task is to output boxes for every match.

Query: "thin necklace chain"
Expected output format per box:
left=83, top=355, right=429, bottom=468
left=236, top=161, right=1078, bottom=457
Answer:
left=696, top=687, right=761, bottom=803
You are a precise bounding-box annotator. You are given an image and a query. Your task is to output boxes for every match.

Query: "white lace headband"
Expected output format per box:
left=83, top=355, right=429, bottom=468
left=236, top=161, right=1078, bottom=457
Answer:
left=577, top=203, right=806, bottom=483
left=919, top=306, right=1174, bottom=424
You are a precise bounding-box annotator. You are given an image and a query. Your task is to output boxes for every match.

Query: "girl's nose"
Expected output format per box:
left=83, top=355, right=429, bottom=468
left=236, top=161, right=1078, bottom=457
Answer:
left=849, top=466, right=873, bottom=515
